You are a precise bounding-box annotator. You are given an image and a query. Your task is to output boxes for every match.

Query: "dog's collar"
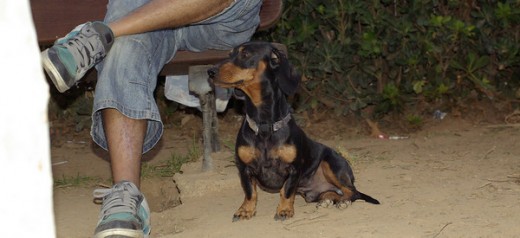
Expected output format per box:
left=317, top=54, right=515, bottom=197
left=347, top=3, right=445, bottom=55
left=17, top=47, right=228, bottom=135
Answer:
left=245, top=113, right=291, bottom=135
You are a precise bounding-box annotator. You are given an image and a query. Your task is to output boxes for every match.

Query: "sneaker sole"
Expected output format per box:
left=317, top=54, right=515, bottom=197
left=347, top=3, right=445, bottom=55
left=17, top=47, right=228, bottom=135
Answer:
left=93, top=228, right=149, bottom=238
left=41, top=49, right=70, bottom=93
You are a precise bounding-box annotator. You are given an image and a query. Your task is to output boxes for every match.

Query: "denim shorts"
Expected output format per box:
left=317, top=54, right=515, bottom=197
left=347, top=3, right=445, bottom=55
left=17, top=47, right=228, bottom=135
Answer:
left=92, top=0, right=261, bottom=153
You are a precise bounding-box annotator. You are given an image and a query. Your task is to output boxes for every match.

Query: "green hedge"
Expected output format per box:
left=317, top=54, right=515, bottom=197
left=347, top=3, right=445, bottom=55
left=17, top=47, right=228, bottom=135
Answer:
left=257, top=0, right=520, bottom=117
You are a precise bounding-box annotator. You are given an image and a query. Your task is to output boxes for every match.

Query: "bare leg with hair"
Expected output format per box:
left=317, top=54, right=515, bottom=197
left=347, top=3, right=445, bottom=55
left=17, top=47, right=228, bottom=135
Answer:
left=101, top=109, right=147, bottom=188
left=97, top=0, right=234, bottom=188
left=98, top=0, right=237, bottom=188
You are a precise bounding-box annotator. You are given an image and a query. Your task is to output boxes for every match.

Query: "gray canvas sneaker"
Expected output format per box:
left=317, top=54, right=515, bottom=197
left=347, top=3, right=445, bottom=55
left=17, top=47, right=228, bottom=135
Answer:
left=93, top=181, right=151, bottom=238
left=41, top=21, right=114, bottom=92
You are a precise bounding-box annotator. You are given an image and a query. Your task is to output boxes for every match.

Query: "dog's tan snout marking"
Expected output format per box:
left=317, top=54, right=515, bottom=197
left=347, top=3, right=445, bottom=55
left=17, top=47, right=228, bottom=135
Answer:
left=269, top=144, right=297, bottom=163
left=238, top=146, right=261, bottom=164
left=217, top=63, right=255, bottom=84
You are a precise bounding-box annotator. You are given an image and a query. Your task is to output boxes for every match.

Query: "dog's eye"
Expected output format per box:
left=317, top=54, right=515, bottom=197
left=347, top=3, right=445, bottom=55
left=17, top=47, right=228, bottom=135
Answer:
left=240, top=50, right=250, bottom=59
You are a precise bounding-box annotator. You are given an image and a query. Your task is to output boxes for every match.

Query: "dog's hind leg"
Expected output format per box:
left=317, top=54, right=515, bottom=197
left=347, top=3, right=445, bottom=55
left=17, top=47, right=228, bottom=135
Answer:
left=320, top=160, right=356, bottom=201
left=321, top=152, right=380, bottom=205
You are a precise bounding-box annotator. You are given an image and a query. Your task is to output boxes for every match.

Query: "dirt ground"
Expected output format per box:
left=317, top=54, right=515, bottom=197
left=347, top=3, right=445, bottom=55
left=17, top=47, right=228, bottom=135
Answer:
left=50, top=107, right=520, bottom=238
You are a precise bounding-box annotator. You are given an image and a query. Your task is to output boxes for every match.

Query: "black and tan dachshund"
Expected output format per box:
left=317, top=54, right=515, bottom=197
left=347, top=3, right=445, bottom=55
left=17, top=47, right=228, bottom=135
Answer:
left=209, top=41, right=379, bottom=222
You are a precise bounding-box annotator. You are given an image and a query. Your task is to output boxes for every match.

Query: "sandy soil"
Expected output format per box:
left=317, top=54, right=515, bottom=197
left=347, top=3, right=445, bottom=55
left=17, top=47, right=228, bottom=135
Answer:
left=50, top=110, right=520, bottom=238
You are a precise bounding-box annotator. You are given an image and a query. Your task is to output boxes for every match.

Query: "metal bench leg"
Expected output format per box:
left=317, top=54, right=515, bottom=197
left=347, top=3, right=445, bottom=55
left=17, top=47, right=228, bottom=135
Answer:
left=199, top=91, right=220, bottom=170
left=188, top=65, right=220, bottom=171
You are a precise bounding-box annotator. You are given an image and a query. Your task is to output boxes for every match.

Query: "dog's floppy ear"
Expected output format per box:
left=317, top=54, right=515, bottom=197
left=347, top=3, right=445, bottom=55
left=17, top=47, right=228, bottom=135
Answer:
left=270, top=46, right=300, bottom=95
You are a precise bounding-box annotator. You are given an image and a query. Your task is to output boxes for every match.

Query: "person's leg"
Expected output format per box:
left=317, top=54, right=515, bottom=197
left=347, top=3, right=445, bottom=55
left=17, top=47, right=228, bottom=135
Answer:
left=93, top=109, right=149, bottom=238
left=102, top=109, right=146, bottom=187
left=91, top=34, right=170, bottom=237
left=108, top=0, right=234, bottom=37
left=97, top=0, right=264, bottom=185
left=68, top=0, right=262, bottom=236
left=41, top=0, right=235, bottom=93
left=176, top=0, right=262, bottom=51
left=90, top=1, right=179, bottom=236
left=94, top=0, right=263, bottom=188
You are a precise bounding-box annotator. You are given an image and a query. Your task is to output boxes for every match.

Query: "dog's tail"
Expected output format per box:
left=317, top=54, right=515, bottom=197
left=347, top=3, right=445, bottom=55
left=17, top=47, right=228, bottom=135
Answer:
left=355, top=191, right=380, bottom=205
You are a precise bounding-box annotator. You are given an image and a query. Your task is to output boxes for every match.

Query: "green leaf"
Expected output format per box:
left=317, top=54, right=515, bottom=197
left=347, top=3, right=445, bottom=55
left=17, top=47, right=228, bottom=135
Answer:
left=413, top=80, right=427, bottom=94
left=474, top=55, right=490, bottom=70
left=437, top=83, right=449, bottom=95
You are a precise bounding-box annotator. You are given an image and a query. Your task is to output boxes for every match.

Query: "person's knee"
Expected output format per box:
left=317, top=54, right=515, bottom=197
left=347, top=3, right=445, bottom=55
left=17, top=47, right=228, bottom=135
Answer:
left=99, top=32, right=173, bottom=81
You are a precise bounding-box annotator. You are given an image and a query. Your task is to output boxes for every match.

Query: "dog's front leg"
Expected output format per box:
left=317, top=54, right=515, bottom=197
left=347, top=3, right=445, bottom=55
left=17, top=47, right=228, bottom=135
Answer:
left=233, top=166, right=258, bottom=222
left=275, top=166, right=299, bottom=221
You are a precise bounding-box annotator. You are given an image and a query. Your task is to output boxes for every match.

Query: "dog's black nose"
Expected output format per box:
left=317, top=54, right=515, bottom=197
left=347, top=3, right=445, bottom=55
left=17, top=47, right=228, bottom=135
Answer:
left=207, top=67, right=217, bottom=78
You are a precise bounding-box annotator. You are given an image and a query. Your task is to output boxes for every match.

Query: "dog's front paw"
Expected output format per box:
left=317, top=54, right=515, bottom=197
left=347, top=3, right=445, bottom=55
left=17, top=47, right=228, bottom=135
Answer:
left=274, top=208, right=294, bottom=221
left=232, top=207, right=256, bottom=222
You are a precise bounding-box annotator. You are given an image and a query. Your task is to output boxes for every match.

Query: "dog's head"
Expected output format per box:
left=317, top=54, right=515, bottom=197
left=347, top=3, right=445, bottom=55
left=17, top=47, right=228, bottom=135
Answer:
left=209, top=41, right=300, bottom=106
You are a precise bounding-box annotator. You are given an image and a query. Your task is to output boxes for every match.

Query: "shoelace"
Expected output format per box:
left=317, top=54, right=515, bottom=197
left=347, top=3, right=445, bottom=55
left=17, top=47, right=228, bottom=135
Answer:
left=93, top=183, right=140, bottom=219
left=64, top=26, right=105, bottom=70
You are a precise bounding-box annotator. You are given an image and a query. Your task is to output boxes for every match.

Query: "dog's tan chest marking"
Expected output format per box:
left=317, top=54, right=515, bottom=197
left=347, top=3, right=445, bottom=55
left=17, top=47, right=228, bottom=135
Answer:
left=238, top=144, right=296, bottom=164
left=269, top=144, right=297, bottom=163
left=237, top=146, right=261, bottom=164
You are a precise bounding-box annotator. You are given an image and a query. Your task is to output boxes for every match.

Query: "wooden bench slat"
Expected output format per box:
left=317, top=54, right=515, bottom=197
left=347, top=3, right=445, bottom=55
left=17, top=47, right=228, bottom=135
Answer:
left=31, top=0, right=107, bottom=45
left=161, top=50, right=230, bottom=75
left=258, top=0, right=283, bottom=31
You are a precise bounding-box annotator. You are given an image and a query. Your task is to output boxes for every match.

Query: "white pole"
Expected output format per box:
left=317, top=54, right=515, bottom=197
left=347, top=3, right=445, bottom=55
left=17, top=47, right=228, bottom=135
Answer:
left=0, top=0, right=56, bottom=237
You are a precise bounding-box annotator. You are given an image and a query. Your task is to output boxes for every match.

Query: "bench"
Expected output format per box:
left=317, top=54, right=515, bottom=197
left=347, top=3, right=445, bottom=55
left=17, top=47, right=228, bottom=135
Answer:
left=31, top=0, right=283, bottom=171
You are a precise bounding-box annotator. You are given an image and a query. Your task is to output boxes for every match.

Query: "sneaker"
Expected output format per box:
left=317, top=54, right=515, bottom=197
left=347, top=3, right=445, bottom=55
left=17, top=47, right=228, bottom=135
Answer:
left=41, top=21, right=114, bottom=92
left=93, top=181, right=151, bottom=238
